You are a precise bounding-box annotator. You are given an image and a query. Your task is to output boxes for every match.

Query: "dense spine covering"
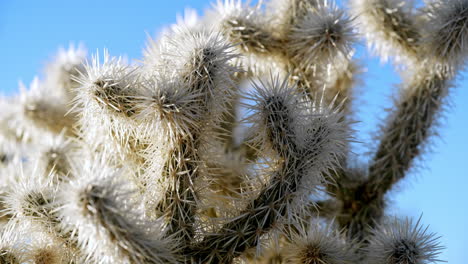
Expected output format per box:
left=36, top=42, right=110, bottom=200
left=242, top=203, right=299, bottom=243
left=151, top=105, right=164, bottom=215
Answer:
left=351, top=0, right=421, bottom=63
left=1, top=0, right=465, bottom=263
left=140, top=29, right=239, bottom=256
left=190, top=77, right=347, bottom=263
left=74, top=51, right=146, bottom=165
left=365, top=217, right=443, bottom=264
left=424, top=0, right=468, bottom=66
left=326, top=0, right=468, bottom=241
left=283, top=222, right=357, bottom=264
left=368, top=68, right=449, bottom=192
left=60, top=161, right=177, bottom=264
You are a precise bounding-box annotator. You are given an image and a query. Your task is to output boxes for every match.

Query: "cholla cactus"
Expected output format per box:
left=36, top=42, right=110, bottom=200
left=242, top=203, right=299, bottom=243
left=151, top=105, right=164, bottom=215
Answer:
left=1, top=0, right=466, bottom=263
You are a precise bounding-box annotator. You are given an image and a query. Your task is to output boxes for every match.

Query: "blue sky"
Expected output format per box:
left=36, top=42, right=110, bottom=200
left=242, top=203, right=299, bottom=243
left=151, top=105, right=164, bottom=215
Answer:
left=1, top=0, right=467, bottom=262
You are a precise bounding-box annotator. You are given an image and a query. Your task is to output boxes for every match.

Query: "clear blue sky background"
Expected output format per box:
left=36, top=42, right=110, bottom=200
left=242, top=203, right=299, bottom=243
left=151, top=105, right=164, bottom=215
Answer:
left=0, top=1, right=466, bottom=262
